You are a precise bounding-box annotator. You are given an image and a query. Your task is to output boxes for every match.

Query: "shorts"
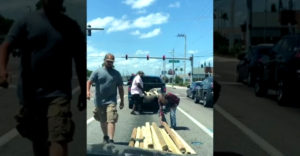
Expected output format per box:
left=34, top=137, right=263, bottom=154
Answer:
left=15, top=97, right=74, bottom=143
left=93, top=103, right=118, bottom=123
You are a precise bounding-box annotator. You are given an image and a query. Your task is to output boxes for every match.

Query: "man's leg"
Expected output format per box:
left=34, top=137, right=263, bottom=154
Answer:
left=48, top=97, right=74, bottom=156
left=107, top=104, right=118, bottom=142
left=170, top=106, right=177, bottom=128
left=50, top=141, right=67, bottom=156
left=100, top=122, right=108, bottom=136
left=107, top=122, right=115, bottom=140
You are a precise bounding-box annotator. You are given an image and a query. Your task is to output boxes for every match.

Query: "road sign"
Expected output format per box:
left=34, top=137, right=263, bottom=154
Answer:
left=169, top=60, right=180, bottom=63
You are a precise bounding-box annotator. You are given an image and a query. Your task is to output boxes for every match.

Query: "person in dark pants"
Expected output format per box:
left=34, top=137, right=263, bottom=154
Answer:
left=0, top=0, right=86, bottom=155
left=158, top=92, right=180, bottom=129
left=130, top=71, right=145, bottom=115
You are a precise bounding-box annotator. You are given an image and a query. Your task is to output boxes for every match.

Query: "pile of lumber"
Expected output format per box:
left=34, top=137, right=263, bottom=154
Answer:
left=128, top=122, right=196, bottom=155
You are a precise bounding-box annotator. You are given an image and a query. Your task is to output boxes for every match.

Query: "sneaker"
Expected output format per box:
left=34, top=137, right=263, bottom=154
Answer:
left=103, top=135, right=109, bottom=144
left=109, top=139, right=114, bottom=144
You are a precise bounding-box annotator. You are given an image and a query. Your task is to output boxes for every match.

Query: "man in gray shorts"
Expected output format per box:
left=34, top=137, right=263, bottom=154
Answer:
left=87, top=53, right=124, bottom=144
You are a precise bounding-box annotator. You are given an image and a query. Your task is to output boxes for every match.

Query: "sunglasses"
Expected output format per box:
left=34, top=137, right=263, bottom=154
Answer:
left=105, top=60, right=114, bottom=63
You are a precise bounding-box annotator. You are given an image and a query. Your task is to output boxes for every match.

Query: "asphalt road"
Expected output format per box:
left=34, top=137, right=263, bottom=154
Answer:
left=0, top=57, right=86, bottom=156
left=87, top=85, right=214, bottom=156
left=214, top=56, right=300, bottom=156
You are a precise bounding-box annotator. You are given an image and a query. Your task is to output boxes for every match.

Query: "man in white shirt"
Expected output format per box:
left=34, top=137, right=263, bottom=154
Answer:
left=130, top=71, right=144, bottom=115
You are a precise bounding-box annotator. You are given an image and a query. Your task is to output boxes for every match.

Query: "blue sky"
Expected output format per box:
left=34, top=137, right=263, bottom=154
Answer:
left=87, top=0, right=213, bottom=76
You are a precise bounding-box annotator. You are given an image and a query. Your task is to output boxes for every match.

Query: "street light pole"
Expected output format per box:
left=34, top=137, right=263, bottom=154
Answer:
left=177, top=34, right=187, bottom=84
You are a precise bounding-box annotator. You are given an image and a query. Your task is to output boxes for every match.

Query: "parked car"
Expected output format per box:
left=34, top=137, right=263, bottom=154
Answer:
left=186, top=81, right=203, bottom=99
left=236, top=44, right=274, bottom=86
left=128, top=75, right=166, bottom=112
left=194, top=76, right=214, bottom=107
left=254, top=34, right=300, bottom=105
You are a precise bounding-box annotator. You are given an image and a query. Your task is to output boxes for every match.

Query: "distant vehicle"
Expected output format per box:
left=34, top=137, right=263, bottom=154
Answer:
left=236, top=44, right=274, bottom=86
left=186, top=81, right=203, bottom=99
left=254, top=34, right=300, bottom=105
left=194, top=76, right=214, bottom=107
left=127, top=75, right=166, bottom=112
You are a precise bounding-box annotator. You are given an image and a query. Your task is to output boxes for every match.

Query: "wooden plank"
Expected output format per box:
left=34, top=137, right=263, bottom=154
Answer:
left=152, top=122, right=168, bottom=151
left=139, top=126, right=144, bottom=148
left=162, top=122, right=186, bottom=154
left=160, top=128, right=182, bottom=155
left=171, top=129, right=196, bottom=155
left=129, top=128, right=137, bottom=147
left=150, top=125, right=162, bottom=151
left=145, top=122, right=153, bottom=149
left=134, top=127, right=141, bottom=148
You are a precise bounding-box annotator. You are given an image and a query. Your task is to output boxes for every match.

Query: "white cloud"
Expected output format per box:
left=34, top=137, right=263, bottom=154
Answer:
left=135, top=50, right=149, bottom=55
left=136, top=9, right=147, bottom=14
left=123, top=0, right=156, bottom=9
left=107, top=18, right=131, bottom=33
left=87, top=17, right=115, bottom=28
left=87, top=13, right=169, bottom=34
left=168, top=2, right=180, bottom=8
left=130, top=30, right=141, bottom=35
left=188, top=50, right=198, bottom=54
left=139, top=28, right=161, bottom=38
left=133, top=13, right=169, bottom=28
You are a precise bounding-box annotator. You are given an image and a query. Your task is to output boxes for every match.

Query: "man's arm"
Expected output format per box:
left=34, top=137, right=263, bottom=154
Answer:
left=73, top=30, right=86, bottom=111
left=118, top=85, right=124, bottom=109
left=0, top=42, right=11, bottom=88
left=87, top=80, right=92, bottom=100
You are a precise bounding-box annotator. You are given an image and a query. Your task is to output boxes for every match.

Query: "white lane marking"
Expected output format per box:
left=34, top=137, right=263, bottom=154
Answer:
left=87, top=95, right=127, bottom=125
left=177, top=107, right=213, bottom=138
left=215, top=105, right=285, bottom=156
left=0, top=129, right=18, bottom=146
left=0, top=86, right=80, bottom=147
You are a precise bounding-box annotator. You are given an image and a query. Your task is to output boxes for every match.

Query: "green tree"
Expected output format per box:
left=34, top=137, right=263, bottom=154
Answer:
left=87, top=69, right=93, bottom=79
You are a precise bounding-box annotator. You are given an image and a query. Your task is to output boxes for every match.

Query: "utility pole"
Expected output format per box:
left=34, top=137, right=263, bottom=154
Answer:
left=177, top=34, right=187, bottom=84
left=169, top=49, right=175, bottom=88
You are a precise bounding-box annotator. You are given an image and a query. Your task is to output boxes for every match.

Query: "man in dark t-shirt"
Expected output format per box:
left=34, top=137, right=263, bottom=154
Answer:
left=0, top=0, right=86, bottom=155
left=158, top=92, right=180, bottom=129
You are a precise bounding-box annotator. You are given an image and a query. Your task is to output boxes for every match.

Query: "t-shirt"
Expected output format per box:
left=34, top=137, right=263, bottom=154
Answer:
left=5, top=10, right=85, bottom=104
left=130, top=75, right=143, bottom=95
left=165, top=93, right=180, bottom=106
left=89, top=67, right=123, bottom=107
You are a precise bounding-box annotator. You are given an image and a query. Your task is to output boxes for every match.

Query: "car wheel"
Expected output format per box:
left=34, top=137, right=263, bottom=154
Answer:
left=194, top=96, right=199, bottom=103
left=254, top=81, right=266, bottom=97
left=203, top=95, right=207, bottom=107
left=247, top=72, right=254, bottom=87
left=191, top=92, right=195, bottom=99
left=277, top=81, right=288, bottom=106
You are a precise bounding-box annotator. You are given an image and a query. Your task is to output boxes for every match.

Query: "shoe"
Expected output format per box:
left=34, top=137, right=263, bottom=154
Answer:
left=131, top=111, right=136, bottom=115
left=103, top=135, right=109, bottom=144
left=109, top=139, right=114, bottom=144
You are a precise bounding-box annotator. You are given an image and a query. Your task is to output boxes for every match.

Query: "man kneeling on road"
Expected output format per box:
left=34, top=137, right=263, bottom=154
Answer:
left=87, top=53, right=124, bottom=144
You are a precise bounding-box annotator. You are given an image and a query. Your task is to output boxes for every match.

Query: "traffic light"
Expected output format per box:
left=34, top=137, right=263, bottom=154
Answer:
left=163, top=55, right=165, bottom=60
left=125, top=54, right=128, bottom=60
left=87, top=25, right=91, bottom=36
left=147, top=55, right=149, bottom=60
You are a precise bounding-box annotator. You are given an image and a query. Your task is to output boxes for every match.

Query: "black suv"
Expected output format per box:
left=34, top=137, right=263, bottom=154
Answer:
left=127, top=75, right=166, bottom=112
left=236, top=44, right=273, bottom=86
left=254, top=34, right=300, bottom=105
